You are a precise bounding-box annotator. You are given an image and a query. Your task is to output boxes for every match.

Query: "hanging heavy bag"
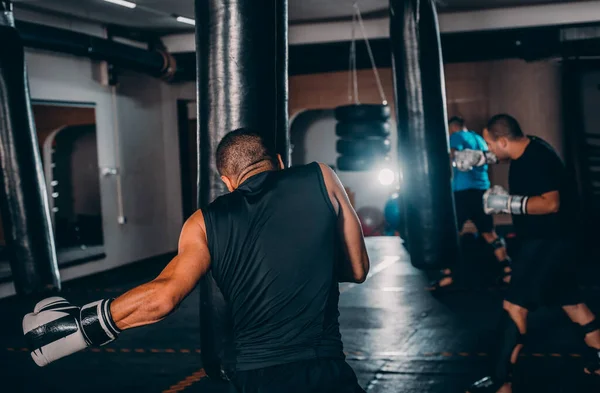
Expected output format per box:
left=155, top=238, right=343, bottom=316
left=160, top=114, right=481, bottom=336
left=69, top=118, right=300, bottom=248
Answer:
left=335, top=121, right=391, bottom=139
left=335, top=104, right=391, bottom=123
left=336, top=138, right=391, bottom=156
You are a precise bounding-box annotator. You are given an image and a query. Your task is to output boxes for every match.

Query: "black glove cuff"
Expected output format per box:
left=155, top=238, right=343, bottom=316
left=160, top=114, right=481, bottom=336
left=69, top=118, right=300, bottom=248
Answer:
left=509, top=195, right=529, bottom=215
left=80, top=299, right=120, bottom=346
left=105, top=298, right=122, bottom=333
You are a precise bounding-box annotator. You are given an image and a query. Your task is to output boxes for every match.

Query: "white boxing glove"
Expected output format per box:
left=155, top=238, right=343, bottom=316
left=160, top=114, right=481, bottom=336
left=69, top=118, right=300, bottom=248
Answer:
left=453, top=149, right=498, bottom=172
left=483, top=185, right=529, bottom=215
left=23, top=296, right=120, bottom=367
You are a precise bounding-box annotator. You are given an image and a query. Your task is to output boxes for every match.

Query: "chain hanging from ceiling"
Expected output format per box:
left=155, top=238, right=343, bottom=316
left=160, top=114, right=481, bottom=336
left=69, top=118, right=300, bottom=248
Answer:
left=347, top=2, right=388, bottom=106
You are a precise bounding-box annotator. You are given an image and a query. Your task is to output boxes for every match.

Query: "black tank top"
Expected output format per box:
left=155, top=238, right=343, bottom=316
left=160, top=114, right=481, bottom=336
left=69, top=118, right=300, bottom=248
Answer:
left=202, top=162, right=344, bottom=371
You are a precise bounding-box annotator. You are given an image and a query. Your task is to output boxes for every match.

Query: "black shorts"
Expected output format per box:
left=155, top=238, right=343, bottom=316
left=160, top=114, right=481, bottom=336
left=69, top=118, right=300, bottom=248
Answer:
left=454, top=189, right=494, bottom=233
left=505, top=239, right=582, bottom=310
left=227, top=358, right=365, bottom=393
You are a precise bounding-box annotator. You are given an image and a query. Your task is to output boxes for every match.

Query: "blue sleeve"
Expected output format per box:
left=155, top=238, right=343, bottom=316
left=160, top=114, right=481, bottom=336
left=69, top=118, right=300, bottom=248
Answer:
left=449, top=132, right=465, bottom=150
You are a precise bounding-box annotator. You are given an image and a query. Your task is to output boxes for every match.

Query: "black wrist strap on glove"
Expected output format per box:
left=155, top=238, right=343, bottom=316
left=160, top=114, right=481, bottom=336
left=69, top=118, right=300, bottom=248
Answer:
left=508, top=195, right=529, bottom=215
left=80, top=298, right=121, bottom=346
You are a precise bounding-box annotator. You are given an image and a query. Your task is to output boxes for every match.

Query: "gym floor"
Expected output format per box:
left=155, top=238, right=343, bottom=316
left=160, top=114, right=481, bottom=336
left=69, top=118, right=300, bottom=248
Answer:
left=1, top=237, right=599, bottom=393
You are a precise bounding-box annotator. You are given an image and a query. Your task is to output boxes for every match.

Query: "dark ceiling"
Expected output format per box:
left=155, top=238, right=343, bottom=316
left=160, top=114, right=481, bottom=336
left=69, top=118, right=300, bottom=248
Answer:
left=13, top=0, right=596, bottom=34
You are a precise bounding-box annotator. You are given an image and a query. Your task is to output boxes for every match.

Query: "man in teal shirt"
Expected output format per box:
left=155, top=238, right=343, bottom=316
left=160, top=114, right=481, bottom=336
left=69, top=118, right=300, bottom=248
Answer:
left=451, top=118, right=491, bottom=192
left=430, top=117, right=511, bottom=290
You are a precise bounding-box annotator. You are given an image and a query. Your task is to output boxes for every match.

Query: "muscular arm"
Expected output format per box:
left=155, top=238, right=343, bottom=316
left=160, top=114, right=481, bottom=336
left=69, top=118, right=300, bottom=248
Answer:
left=525, top=190, right=560, bottom=215
left=318, top=163, right=370, bottom=283
left=110, top=210, right=211, bottom=330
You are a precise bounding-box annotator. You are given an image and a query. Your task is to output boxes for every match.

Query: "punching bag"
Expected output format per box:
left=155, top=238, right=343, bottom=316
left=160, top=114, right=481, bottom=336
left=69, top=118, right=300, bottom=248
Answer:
left=0, top=1, right=60, bottom=295
left=390, top=0, right=459, bottom=270
left=195, top=0, right=289, bottom=380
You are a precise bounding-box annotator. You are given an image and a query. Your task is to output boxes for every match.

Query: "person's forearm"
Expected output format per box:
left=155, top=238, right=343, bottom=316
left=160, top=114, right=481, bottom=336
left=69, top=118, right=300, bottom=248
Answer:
left=338, top=250, right=369, bottom=283
left=337, top=255, right=367, bottom=283
left=522, top=195, right=559, bottom=215
left=110, top=279, right=176, bottom=330
left=336, top=239, right=369, bottom=283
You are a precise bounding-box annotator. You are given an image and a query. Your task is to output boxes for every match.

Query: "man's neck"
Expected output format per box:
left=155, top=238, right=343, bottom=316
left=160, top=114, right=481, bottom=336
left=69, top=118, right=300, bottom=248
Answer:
left=509, top=137, right=530, bottom=160
left=236, top=161, right=276, bottom=187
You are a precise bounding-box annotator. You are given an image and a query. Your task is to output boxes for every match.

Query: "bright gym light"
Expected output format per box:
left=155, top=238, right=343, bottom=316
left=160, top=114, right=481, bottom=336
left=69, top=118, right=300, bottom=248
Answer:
left=176, top=16, right=196, bottom=26
left=104, top=0, right=137, bottom=9
left=378, top=168, right=395, bottom=186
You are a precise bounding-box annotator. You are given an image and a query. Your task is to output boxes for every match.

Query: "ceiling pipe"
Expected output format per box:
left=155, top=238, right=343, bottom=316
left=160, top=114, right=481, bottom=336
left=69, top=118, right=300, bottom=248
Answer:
left=13, top=19, right=180, bottom=81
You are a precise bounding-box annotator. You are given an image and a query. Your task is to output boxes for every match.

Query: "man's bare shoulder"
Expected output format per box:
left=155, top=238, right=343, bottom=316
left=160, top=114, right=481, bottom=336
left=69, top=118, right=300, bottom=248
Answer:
left=317, top=162, right=342, bottom=189
left=185, top=209, right=207, bottom=235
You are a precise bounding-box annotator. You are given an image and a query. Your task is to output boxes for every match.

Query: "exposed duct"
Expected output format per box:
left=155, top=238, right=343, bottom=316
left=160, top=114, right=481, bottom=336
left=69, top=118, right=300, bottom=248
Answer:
left=13, top=20, right=180, bottom=81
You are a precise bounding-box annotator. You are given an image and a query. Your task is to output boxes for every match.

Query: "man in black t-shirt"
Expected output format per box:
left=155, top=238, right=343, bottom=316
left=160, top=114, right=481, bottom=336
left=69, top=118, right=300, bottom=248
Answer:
left=465, top=114, right=600, bottom=393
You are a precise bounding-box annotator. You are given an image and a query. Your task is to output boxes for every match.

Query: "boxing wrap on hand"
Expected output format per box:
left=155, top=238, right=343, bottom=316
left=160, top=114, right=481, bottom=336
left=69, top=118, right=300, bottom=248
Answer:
left=23, top=296, right=121, bottom=367
left=453, top=149, right=498, bottom=172
left=483, top=186, right=529, bottom=215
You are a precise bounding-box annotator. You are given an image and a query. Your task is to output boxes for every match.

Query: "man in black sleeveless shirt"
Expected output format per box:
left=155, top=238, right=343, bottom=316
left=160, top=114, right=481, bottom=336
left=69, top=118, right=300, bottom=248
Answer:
left=21, top=128, right=369, bottom=393
left=202, top=129, right=369, bottom=392
left=467, top=114, right=600, bottom=393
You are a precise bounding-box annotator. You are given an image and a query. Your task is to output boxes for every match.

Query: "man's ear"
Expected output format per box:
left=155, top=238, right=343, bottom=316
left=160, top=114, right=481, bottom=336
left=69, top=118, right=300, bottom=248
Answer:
left=276, top=154, right=285, bottom=169
left=221, top=175, right=235, bottom=192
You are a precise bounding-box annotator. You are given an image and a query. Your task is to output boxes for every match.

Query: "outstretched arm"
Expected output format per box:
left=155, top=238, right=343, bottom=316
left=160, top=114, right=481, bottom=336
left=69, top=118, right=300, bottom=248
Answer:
left=453, top=149, right=498, bottom=171
left=111, top=210, right=211, bottom=330
left=22, top=210, right=211, bottom=367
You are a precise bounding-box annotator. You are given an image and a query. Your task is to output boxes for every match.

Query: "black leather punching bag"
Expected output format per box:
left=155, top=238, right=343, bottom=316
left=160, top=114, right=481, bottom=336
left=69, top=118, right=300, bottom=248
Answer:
left=0, top=1, right=60, bottom=295
left=390, top=0, right=459, bottom=270
left=195, top=0, right=289, bottom=380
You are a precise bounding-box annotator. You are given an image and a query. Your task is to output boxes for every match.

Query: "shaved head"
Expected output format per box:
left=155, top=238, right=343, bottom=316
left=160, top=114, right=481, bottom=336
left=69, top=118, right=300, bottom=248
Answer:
left=216, top=128, right=278, bottom=180
left=486, top=114, right=524, bottom=141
